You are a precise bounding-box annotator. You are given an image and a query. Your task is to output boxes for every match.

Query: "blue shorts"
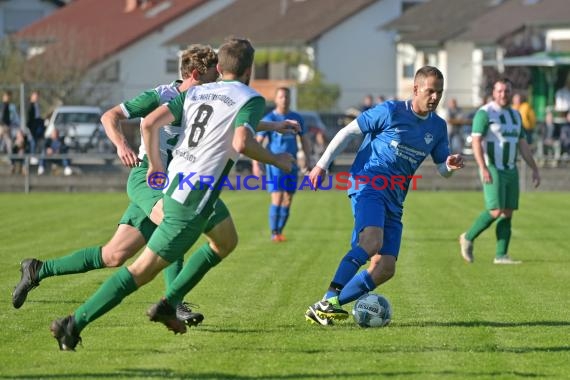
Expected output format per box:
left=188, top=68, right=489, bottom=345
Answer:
left=350, top=192, right=403, bottom=257
left=265, top=165, right=298, bottom=193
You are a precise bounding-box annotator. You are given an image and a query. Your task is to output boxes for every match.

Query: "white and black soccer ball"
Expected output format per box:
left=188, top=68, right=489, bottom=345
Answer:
left=352, top=293, right=392, bottom=328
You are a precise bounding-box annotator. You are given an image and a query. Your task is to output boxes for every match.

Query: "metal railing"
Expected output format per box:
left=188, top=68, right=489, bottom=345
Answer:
left=4, top=153, right=120, bottom=193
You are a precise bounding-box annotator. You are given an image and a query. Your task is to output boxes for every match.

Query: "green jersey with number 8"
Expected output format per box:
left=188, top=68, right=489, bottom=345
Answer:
left=165, top=80, right=264, bottom=207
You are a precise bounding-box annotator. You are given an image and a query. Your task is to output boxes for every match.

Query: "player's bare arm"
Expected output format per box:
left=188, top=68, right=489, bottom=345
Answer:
left=308, top=166, right=327, bottom=190
left=251, top=134, right=266, bottom=177
left=257, top=119, right=301, bottom=134
left=471, top=135, right=491, bottom=184
left=233, top=125, right=294, bottom=173
left=141, top=105, right=174, bottom=178
left=101, top=105, right=140, bottom=168
left=300, top=133, right=313, bottom=172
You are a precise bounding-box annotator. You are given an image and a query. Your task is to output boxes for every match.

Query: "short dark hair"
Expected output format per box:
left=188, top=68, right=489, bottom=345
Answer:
left=217, top=37, right=255, bottom=77
left=414, top=66, right=444, bottom=82
left=495, top=77, right=513, bottom=88
left=275, top=87, right=290, bottom=95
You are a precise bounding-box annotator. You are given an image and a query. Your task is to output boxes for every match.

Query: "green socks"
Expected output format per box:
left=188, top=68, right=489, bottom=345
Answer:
left=74, top=267, right=138, bottom=332
left=165, top=243, right=221, bottom=306
left=465, top=211, right=496, bottom=241
left=466, top=212, right=512, bottom=258
left=495, top=217, right=512, bottom=257
left=38, top=246, right=104, bottom=281
left=163, top=258, right=184, bottom=288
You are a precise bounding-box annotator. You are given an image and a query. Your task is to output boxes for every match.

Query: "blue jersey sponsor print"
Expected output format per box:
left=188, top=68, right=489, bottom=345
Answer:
left=350, top=100, right=450, bottom=214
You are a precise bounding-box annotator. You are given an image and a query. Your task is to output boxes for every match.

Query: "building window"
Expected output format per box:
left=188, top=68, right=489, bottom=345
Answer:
left=166, top=59, right=178, bottom=74
left=402, top=63, right=414, bottom=79
left=551, top=40, right=570, bottom=52
left=100, top=61, right=120, bottom=82
left=402, top=1, right=422, bottom=13
left=254, top=63, right=269, bottom=80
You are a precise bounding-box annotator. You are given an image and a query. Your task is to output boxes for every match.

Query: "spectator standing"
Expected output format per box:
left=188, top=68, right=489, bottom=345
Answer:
left=1, top=90, right=21, bottom=153
left=27, top=90, right=45, bottom=154
left=554, top=73, right=570, bottom=121
left=445, top=98, right=470, bottom=154
left=512, top=92, right=536, bottom=145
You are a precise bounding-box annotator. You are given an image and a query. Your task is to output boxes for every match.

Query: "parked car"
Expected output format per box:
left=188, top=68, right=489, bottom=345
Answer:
left=44, top=106, right=111, bottom=153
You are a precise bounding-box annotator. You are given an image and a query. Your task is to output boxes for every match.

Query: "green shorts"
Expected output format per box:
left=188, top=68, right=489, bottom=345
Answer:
left=147, top=194, right=213, bottom=263
left=118, top=202, right=158, bottom=242
left=119, top=197, right=230, bottom=242
left=126, top=160, right=163, bottom=216
left=204, top=198, right=230, bottom=233
left=121, top=158, right=230, bottom=241
left=482, top=166, right=519, bottom=210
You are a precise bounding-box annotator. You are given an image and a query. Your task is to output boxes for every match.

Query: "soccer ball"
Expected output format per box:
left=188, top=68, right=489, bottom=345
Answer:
left=352, top=293, right=392, bottom=328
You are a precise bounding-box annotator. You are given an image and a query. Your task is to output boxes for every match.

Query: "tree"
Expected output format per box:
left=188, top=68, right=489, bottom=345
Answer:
left=298, top=72, right=340, bottom=111
left=0, top=38, right=26, bottom=85
left=1, top=25, right=112, bottom=115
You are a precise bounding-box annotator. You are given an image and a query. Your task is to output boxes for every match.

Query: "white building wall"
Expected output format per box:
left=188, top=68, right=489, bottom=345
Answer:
left=443, top=41, right=476, bottom=108
left=314, top=0, right=402, bottom=111
left=92, top=0, right=234, bottom=107
left=546, top=29, right=570, bottom=51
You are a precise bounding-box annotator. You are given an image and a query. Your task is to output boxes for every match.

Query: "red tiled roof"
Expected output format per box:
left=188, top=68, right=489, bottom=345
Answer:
left=384, top=0, right=570, bottom=47
left=382, top=0, right=497, bottom=47
left=16, top=0, right=207, bottom=68
left=456, top=0, right=570, bottom=44
left=166, top=0, right=376, bottom=48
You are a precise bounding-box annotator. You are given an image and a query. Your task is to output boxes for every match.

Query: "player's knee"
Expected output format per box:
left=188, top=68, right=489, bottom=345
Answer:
left=359, top=239, right=382, bottom=257
left=101, top=247, right=129, bottom=267
left=211, top=235, right=238, bottom=259
left=489, top=209, right=502, bottom=219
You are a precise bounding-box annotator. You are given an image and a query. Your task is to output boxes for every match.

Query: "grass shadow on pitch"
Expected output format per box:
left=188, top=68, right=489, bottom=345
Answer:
left=0, top=369, right=548, bottom=379
left=394, top=320, right=570, bottom=328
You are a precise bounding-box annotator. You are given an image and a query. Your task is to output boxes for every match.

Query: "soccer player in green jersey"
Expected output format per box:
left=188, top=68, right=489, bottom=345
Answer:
left=459, top=78, right=540, bottom=264
left=48, top=38, right=294, bottom=350
left=12, top=45, right=218, bottom=326
left=13, top=45, right=298, bottom=327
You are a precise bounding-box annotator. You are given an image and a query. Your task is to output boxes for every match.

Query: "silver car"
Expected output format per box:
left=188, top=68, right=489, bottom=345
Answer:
left=44, top=106, right=110, bottom=152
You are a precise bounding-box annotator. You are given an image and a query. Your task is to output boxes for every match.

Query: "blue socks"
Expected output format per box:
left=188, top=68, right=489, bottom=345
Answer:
left=338, top=270, right=376, bottom=305
left=269, top=205, right=290, bottom=235
left=277, top=206, right=290, bottom=233
left=269, top=204, right=280, bottom=234
left=324, top=246, right=369, bottom=299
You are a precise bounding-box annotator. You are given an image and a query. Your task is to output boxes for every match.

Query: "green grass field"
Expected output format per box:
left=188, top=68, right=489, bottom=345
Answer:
left=0, top=191, right=569, bottom=380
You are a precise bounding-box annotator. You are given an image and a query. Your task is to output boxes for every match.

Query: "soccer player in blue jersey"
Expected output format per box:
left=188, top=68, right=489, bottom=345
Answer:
left=253, top=87, right=312, bottom=241
left=304, top=66, right=464, bottom=325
